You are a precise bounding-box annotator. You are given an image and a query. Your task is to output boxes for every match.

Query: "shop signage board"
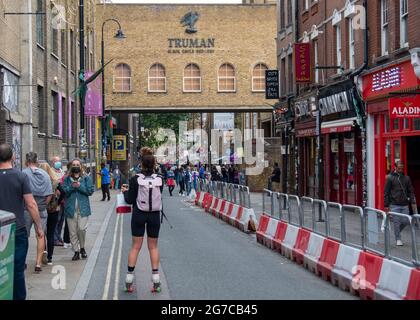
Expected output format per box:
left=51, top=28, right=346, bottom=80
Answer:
left=112, top=135, right=127, bottom=161
left=294, top=43, right=312, bottom=83
left=389, top=95, right=420, bottom=119
left=265, top=70, right=279, bottom=99
left=362, top=60, right=420, bottom=100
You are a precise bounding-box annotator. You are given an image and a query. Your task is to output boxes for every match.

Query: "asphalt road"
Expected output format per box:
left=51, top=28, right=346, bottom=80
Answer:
left=85, top=190, right=356, bottom=300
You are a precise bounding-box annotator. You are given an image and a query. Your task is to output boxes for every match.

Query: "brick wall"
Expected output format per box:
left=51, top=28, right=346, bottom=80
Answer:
left=95, top=4, right=277, bottom=112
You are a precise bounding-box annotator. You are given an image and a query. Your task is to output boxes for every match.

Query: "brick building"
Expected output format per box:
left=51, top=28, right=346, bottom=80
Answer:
left=32, top=0, right=98, bottom=166
left=95, top=3, right=277, bottom=189
left=1, top=1, right=100, bottom=177
left=275, top=0, right=297, bottom=194
left=0, top=0, right=33, bottom=169
left=277, top=0, right=420, bottom=209
left=361, top=0, right=420, bottom=210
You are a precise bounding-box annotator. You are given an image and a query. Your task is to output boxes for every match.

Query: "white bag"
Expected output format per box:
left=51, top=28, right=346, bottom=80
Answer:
left=116, top=193, right=132, bottom=214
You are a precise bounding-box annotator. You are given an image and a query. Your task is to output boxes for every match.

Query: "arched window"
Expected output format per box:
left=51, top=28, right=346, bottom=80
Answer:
left=183, top=64, right=201, bottom=92
left=113, top=63, right=131, bottom=92
left=252, top=63, right=268, bottom=92
left=148, top=63, right=166, bottom=92
left=218, top=63, right=236, bottom=92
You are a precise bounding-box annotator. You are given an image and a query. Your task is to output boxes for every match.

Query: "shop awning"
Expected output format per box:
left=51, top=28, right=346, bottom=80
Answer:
left=321, top=117, right=357, bottom=134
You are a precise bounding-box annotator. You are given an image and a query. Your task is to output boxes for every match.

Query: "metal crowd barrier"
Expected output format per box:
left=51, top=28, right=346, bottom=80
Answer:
left=363, top=207, right=387, bottom=257
left=261, top=190, right=420, bottom=267
left=202, top=180, right=253, bottom=210
left=301, top=196, right=314, bottom=231
left=327, top=202, right=343, bottom=242
left=288, top=195, right=302, bottom=227
left=277, top=193, right=289, bottom=222
left=262, top=189, right=274, bottom=217
left=313, top=199, right=328, bottom=236
left=342, top=205, right=364, bottom=249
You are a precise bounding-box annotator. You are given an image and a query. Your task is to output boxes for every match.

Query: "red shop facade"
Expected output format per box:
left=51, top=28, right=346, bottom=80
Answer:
left=294, top=95, right=318, bottom=198
left=319, top=80, right=364, bottom=206
left=363, top=59, right=420, bottom=210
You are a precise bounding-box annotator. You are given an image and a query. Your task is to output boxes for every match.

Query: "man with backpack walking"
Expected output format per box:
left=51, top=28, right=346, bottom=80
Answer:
left=122, top=147, right=164, bottom=293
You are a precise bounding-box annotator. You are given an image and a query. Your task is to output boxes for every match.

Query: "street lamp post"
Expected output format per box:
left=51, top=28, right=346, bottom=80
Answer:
left=101, top=19, right=125, bottom=168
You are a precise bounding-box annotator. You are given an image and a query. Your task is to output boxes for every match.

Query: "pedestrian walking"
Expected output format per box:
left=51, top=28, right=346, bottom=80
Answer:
left=384, top=161, right=417, bottom=246
left=61, top=162, right=71, bottom=249
left=98, top=163, right=111, bottom=201
left=39, top=162, right=65, bottom=265
left=166, top=167, right=175, bottom=196
left=22, top=152, right=53, bottom=273
left=113, top=165, right=122, bottom=190
left=0, top=144, right=44, bottom=300
left=185, top=167, right=192, bottom=196
left=221, top=166, right=228, bottom=183
left=178, top=166, right=186, bottom=196
left=51, top=156, right=66, bottom=247
left=62, top=159, right=94, bottom=261
left=122, top=147, right=164, bottom=293
left=268, top=162, right=281, bottom=192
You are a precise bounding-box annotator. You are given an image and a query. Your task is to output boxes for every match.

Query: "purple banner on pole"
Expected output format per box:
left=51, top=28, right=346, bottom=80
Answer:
left=69, top=99, right=72, bottom=140
left=85, top=71, right=103, bottom=116
left=58, top=92, right=63, bottom=137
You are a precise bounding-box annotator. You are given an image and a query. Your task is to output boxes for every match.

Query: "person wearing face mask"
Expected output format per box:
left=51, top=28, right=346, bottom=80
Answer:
left=51, top=156, right=66, bottom=247
left=62, top=158, right=94, bottom=261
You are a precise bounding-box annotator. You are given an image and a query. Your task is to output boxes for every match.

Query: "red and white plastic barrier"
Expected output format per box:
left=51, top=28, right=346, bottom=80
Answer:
left=255, top=214, right=420, bottom=300
left=193, top=192, right=258, bottom=233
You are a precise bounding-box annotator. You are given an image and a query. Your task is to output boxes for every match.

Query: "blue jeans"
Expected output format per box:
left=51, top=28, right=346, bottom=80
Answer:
left=186, top=182, right=192, bottom=195
left=390, top=205, right=410, bottom=241
left=14, top=227, right=28, bottom=300
left=54, top=206, right=65, bottom=243
left=114, top=177, right=120, bottom=189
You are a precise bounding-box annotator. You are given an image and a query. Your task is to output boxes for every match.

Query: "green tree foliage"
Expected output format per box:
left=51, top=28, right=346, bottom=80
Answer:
left=139, top=113, right=191, bottom=148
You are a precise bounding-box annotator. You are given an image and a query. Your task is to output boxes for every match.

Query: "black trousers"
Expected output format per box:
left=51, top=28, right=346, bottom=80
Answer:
left=168, top=186, right=175, bottom=196
left=101, top=183, right=110, bottom=200
left=63, top=218, right=70, bottom=244
left=47, top=212, right=59, bottom=260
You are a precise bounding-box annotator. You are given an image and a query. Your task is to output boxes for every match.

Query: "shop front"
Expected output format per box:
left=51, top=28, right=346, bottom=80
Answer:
left=319, top=80, right=364, bottom=206
left=363, top=59, right=420, bottom=210
left=294, top=96, right=318, bottom=198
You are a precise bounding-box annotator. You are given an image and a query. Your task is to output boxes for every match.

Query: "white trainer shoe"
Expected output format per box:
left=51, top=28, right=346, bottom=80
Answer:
left=396, top=240, right=404, bottom=246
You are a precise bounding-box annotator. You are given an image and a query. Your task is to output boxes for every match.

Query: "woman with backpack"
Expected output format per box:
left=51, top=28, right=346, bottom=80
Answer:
left=122, top=147, right=164, bottom=293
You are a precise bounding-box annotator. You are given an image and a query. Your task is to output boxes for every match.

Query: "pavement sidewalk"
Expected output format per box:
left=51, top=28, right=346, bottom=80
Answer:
left=25, top=189, right=119, bottom=300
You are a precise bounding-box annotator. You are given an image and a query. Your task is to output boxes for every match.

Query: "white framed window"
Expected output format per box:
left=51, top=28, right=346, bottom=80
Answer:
left=336, top=25, right=342, bottom=73
left=349, top=18, right=355, bottom=69
left=113, top=63, right=132, bottom=92
left=218, top=63, right=236, bottom=92
left=400, top=0, right=408, bottom=48
left=183, top=64, right=201, bottom=92
left=381, top=0, right=389, bottom=56
left=148, top=63, right=166, bottom=92
left=252, top=63, right=268, bottom=92
left=314, top=40, right=319, bottom=83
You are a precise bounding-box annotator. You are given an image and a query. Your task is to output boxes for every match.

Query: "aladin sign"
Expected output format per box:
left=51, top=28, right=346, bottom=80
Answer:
left=389, top=95, right=420, bottom=119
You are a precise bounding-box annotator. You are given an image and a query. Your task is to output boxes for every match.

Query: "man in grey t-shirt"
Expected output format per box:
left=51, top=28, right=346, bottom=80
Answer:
left=0, top=144, right=43, bottom=300
left=22, top=152, right=52, bottom=272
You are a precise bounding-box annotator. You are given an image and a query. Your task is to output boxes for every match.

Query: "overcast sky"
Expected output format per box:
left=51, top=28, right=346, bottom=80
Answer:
left=109, top=0, right=242, bottom=3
